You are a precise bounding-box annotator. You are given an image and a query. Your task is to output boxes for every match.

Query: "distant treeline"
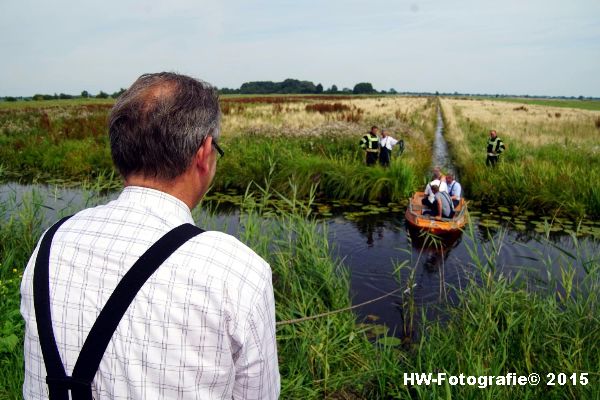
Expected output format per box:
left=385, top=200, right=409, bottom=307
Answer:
left=400, top=91, right=599, bottom=100
left=3, top=80, right=599, bottom=101
left=1, top=89, right=126, bottom=102
left=219, top=79, right=386, bottom=95
left=1, top=81, right=387, bottom=101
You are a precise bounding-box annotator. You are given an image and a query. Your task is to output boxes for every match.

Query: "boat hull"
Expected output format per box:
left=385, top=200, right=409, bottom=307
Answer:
left=405, top=191, right=468, bottom=235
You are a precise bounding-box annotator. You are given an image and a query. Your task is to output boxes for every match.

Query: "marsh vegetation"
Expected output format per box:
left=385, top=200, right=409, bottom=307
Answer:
left=1, top=96, right=599, bottom=398
left=1, top=184, right=598, bottom=399
left=440, top=98, right=600, bottom=218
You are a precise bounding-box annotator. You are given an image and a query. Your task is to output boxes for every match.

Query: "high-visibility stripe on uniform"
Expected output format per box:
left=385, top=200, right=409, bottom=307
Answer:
left=487, top=137, right=504, bottom=154
left=360, top=134, right=380, bottom=150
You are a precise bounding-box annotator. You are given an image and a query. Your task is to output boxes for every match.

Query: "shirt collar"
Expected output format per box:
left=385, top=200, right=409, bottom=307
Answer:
left=118, top=186, right=194, bottom=225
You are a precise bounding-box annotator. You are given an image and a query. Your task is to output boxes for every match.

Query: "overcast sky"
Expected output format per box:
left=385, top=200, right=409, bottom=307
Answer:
left=1, top=0, right=599, bottom=97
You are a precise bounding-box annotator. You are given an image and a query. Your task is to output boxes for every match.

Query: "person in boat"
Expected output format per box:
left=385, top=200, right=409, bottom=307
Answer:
left=486, top=129, right=505, bottom=167
left=359, top=125, right=380, bottom=166
left=445, top=173, right=462, bottom=208
left=20, top=72, right=280, bottom=400
left=422, top=166, right=448, bottom=209
left=423, top=183, right=454, bottom=219
left=378, top=129, right=399, bottom=167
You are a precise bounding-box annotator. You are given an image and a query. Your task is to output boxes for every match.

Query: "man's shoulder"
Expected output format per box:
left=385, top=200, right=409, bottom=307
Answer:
left=59, top=207, right=271, bottom=282
left=191, top=231, right=265, bottom=261
left=185, top=230, right=271, bottom=281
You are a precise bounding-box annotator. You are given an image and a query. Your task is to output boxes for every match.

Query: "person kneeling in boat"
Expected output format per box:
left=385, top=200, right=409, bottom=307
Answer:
left=423, top=183, right=454, bottom=219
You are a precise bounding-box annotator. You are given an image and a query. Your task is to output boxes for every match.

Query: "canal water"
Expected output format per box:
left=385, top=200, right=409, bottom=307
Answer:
left=432, top=107, right=454, bottom=176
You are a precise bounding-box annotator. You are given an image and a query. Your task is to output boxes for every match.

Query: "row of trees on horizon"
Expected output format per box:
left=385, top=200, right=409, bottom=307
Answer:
left=220, top=79, right=387, bottom=95
left=2, top=78, right=597, bottom=101
left=1, top=79, right=388, bottom=102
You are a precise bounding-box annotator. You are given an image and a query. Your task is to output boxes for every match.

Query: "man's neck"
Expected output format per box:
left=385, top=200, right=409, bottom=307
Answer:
left=124, top=174, right=199, bottom=210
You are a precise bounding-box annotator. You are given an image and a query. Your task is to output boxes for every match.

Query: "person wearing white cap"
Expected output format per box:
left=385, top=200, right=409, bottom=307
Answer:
left=422, top=166, right=448, bottom=209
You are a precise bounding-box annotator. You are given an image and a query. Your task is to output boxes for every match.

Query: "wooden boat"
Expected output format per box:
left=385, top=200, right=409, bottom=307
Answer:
left=405, top=191, right=468, bottom=235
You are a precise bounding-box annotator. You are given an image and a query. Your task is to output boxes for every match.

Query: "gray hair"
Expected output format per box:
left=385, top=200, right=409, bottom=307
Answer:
left=109, top=72, right=221, bottom=180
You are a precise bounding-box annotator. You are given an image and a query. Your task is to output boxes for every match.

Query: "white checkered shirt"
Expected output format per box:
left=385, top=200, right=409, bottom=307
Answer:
left=20, top=186, right=280, bottom=399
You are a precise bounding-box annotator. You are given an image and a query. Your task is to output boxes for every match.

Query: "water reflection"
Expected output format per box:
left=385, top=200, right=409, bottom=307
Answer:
left=354, top=218, right=386, bottom=247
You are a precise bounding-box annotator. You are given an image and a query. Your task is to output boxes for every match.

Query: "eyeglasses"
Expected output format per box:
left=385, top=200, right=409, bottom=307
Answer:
left=199, top=136, right=225, bottom=159
left=212, top=141, right=224, bottom=159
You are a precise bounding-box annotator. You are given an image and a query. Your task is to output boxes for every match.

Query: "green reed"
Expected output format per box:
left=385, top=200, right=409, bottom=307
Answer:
left=0, top=190, right=48, bottom=399
left=214, top=134, right=423, bottom=203
left=442, top=111, right=600, bottom=218
left=1, top=96, right=436, bottom=203
left=392, top=218, right=600, bottom=399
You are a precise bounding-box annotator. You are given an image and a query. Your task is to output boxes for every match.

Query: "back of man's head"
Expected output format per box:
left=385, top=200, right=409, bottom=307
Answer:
left=109, top=72, right=220, bottom=180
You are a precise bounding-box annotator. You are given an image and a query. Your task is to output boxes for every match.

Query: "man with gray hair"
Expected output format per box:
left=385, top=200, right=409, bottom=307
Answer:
left=21, top=72, right=280, bottom=399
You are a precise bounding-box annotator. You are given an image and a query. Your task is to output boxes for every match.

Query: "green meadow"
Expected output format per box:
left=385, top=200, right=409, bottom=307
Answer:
left=441, top=98, right=600, bottom=218
left=0, top=96, right=437, bottom=201
left=3, top=96, right=599, bottom=218
left=495, top=97, right=600, bottom=111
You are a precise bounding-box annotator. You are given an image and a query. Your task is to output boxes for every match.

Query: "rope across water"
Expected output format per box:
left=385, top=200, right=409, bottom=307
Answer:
left=276, top=286, right=408, bottom=326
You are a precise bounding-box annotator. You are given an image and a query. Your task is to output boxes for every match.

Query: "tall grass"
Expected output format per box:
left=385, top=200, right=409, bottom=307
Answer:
left=440, top=98, right=600, bottom=217
left=0, top=103, right=114, bottom=183
left=495, top=97, right=600, bottom=111
left=235, top=183, right=405, bottom=397
left=214, top=134, right=421, bottom=203
left=0, top=190, right=48, bottom=399
left=0, top=96, right=437, bottom=202
left=391, top=221, right=600, bottom=399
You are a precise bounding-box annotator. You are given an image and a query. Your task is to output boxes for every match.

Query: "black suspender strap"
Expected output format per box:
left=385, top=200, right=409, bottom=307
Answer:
left=33, top=216, right=73, bottom=400
left=34, top=221, right=204, bottom=400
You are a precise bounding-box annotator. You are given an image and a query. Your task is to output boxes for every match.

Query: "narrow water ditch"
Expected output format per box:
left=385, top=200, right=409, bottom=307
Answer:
left=432, top=106, right=454, bottom=174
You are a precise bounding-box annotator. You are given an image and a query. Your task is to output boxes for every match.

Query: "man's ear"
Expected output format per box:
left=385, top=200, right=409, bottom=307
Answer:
left=194, top=136, right=213, bottom=174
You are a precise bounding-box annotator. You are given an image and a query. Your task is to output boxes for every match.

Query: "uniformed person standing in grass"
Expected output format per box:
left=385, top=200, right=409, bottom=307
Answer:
left=360, top=125, right=380, bottom=166
left=486, top=129, right=505, bottom=166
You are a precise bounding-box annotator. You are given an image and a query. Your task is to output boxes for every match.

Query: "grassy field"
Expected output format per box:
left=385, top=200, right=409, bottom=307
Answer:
left=1, top=186, right=598, bottom=399
left=1, top=95, right=600, bottom=398
left=440, top=98, right=600, bottom=218
left=0, top=96, right=437, bottom=202
left=4, top=95, right=599, bottom=217
left=494, top=97, right=600, bottom=111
